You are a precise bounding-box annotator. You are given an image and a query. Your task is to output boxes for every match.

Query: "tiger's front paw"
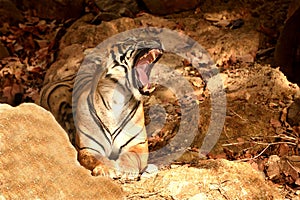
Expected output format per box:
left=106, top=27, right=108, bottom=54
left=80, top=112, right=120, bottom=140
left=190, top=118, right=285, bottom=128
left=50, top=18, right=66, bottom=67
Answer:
left=92, top=163, right=140, bottom=180
left=92, top=164, right=121, bottom=179
left=118, top=165, right=140, bottom=180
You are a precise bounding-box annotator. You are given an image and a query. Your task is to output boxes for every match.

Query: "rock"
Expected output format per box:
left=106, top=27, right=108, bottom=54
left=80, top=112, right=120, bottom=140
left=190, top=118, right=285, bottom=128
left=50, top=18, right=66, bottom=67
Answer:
left=0, top=0, right=23, bottom=26
left=287, top=97, right=300, bottom=126
left=287, top=0, right=300, bottom=19
left=94, top=0, right=141, bottom=21
left=16, top=0, right=84, bottom=20
left=265, top=155, right=300, bottom=186
left=275, top=5, right=300, bottom=86
left=122, top=160, right=283, bottom=199
left=0, top=103, right=124, bottom=199
left=266, top=155, right=281, bottom=180
left=142, top=0, right=201, bottom=15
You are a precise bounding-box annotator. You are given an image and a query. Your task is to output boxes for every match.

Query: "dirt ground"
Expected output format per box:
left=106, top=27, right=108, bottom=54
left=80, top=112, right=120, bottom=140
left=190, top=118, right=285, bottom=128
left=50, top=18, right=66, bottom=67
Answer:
left=0, top=0, right=299, bottom=196
left=142, top=0, right=299, bottom=167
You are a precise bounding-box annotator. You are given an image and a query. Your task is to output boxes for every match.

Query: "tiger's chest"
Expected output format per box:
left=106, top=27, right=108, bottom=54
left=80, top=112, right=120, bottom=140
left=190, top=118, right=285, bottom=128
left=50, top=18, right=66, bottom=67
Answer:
left=93, top=78, right=144, bottom=134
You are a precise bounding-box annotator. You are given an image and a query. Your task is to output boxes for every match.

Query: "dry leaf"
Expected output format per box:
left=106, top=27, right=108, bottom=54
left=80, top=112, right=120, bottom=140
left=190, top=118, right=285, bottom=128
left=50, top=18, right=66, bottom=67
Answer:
left=278, top=143, right=290, bottom=157
left=280, top=107, right=288, bottom=123
left=270, top=118, right=281, bottom=128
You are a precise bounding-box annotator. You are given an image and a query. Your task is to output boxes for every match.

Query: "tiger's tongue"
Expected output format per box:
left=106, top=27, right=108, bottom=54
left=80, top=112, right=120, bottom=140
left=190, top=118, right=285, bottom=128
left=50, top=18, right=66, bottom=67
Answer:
left=136, top=61, right=151, bottom=87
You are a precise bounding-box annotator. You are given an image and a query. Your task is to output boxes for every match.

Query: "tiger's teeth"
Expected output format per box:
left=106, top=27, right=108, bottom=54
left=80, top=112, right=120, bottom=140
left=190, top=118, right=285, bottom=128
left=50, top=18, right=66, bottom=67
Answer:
left=140, top=54, right=148, bottom=60
left=150, top=50, right=159, bottom=61
left=142, top=84, right=155, bottom=94
left=138, top=49, right=162, bottom=64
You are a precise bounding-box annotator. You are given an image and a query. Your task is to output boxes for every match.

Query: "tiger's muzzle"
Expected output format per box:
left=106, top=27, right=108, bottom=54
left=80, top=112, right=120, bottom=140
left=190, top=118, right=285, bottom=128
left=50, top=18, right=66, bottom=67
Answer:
left=134, top=48, right=163, bottom=95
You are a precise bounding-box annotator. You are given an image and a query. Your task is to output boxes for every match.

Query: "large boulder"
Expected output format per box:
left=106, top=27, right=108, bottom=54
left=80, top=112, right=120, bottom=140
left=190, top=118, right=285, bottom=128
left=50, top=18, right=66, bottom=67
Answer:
left=0, top=103, right=124, bottom=199
left=14, top=0, right=84, bottom=20
left=122, top=160, right=283, bottom=199
left=142, top=0, right=201, bottom=15
left=275, top=1, right=300, bottom=86
left=93, top=0, right=141, bottom=21
left=0, top=0, right=23, bottom=26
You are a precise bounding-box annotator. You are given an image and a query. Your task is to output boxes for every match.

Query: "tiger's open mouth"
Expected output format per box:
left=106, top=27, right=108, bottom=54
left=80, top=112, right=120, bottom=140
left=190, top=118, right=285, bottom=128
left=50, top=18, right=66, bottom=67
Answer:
left=134, top=49, right=163, bottom=94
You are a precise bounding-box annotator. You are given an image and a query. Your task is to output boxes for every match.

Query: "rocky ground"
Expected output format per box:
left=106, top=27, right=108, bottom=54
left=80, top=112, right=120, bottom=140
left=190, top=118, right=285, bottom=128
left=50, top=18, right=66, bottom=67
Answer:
left=0, top=103, right=289, bottom=199
left=1, top=0, right=300, bottom=199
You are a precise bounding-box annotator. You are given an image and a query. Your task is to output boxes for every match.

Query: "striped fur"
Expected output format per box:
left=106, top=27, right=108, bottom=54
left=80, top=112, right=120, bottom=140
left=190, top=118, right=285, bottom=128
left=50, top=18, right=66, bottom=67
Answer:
left=72, top=38, right=163, bottom=179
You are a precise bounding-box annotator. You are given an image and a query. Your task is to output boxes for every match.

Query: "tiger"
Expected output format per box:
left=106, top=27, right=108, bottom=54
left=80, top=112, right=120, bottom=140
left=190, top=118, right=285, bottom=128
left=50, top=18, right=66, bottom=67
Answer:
left=72, top=37, right=163, bottom=179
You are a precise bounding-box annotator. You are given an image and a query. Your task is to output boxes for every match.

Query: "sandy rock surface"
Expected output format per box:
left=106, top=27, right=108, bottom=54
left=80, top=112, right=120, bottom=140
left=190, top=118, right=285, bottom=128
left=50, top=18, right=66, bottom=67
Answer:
left=0, top=103, right=124, bottom=199
left=124, top=160, right=283, bottom=200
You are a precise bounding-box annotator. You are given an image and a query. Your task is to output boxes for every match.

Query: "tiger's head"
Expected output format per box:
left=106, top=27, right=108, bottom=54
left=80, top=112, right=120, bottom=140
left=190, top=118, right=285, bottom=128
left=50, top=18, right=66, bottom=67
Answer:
left=104, top=38, right=163, bottom=98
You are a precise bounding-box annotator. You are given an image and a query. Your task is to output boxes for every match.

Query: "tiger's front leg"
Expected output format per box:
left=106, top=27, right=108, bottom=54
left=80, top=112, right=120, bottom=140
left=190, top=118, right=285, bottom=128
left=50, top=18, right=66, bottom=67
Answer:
left=78, top=141, right=149, bottom=180
left=114, top=140, right=149, bottom=179
left=77, top=149, right=120, bottom=179
left=91, top=141, right=148, bottom=180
